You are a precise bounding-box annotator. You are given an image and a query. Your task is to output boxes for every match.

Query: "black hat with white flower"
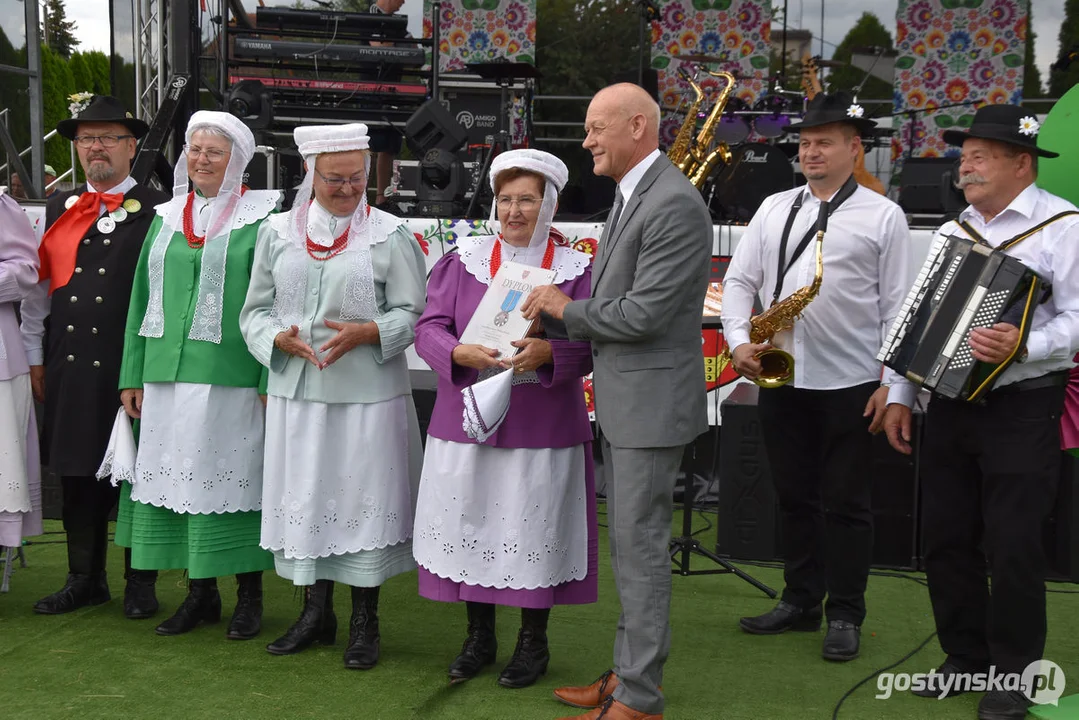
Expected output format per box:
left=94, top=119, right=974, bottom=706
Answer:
left=942, top=103, right=1058, bottom=158
left=55, top=94, right=149, bottom=141
left=784, top=91, right=877, bottom=136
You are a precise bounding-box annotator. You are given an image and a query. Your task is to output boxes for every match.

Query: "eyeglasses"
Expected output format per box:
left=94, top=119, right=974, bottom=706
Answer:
left=495, top=196, right=540, bottom=212
left=73, top=134, right=134, bottom=149
left=316, top=169, right=367, bottom=189
left=184, top=145, right=231, bottom=162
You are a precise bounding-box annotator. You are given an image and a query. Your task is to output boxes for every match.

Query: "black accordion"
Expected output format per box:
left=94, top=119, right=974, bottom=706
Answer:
left=878, top=234, right=1044, bottom=402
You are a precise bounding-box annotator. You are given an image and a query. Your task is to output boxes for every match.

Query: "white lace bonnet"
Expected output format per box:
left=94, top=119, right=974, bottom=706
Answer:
left=488, top=149, right=569, bottom=249
left=138, top=110, right=257, bottom=344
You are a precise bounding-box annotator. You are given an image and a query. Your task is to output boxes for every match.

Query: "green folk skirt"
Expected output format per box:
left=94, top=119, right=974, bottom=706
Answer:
left=115, top=483, right=273, bottom=579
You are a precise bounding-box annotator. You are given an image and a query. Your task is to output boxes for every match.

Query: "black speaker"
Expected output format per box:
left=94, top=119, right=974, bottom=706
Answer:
left=410, top=369, right=438, bottom=451
left=404, top=99, right=469, bottom=157
left=613, top=68, right=659, bottom=103
left=716, top=384, right=778, bottom=561
left=898, top=157, right=965, bottom=215
left=716, top=384, right=923, bottom=570
left=1044, top=451, right=1079, bottom=583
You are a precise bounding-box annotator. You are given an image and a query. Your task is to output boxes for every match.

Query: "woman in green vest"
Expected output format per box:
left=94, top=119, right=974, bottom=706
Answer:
left=114, top=111, right=279, bottom=639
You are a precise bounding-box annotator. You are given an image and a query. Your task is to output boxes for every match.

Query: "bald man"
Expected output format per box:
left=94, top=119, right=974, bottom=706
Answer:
left=523, top=83, right=712, bottom=720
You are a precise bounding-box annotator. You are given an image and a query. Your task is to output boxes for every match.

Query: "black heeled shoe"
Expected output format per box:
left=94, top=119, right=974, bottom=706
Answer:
left=448, top=601, right=497, bottom=684
left=266, top=579, right=337, bottom=655
left=343, top=586, right=381, bottom=670
left=226, top=572, right=263, bottom=640
left=155, top=578, right=221, bottom=636
left=497, top=608, right=550, bottom=689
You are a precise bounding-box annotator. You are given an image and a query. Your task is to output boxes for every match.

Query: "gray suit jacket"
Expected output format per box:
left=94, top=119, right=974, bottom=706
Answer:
left=562, top=156, right=712, bottom=449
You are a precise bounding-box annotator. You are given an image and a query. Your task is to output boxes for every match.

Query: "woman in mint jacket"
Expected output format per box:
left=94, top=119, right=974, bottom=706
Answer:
left=115, top=111, right=279, bottom=640
left=240, top=123, right=426, bottom=671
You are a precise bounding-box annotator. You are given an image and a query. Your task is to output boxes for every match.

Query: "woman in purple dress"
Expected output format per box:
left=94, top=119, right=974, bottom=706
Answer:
left=0, top=190, right=43, bottom=553
left=412, top=149, right=597, bottom=689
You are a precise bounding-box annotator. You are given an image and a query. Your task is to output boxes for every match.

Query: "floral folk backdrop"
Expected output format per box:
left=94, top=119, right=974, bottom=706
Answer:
left=650, top=0, right=774, bottom=147
left=891, top=0, right=1028, bottom=183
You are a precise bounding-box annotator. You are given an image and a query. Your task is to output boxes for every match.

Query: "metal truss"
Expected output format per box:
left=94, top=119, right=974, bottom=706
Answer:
left=134, top=0, right=168, bottom=122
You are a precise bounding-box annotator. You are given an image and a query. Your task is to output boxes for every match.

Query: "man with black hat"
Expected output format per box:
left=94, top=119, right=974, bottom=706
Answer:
left=883, top=104, right=1079, bottom=720
left=21, top=94, right=167, bottom=617
left=721, top=91, right=911, bottom=661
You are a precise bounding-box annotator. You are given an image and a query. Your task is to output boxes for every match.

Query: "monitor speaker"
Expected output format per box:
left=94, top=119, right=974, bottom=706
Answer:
left=716, top=384, right=922, bottom=570
left=898, top=157, right=965, bottom=215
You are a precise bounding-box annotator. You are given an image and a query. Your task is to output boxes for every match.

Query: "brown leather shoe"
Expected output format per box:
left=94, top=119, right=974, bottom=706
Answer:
left=555, top=697, right=662, bottom=720
left=553, top=670, right=620, bottom=709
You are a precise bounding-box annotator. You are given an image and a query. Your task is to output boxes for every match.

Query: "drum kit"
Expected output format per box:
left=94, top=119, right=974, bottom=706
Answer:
left=665, top=54, right=846, bottom=222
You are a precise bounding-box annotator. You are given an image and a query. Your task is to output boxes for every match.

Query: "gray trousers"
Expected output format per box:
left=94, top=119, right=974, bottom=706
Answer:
left=601, top=436, right=684, bottom=715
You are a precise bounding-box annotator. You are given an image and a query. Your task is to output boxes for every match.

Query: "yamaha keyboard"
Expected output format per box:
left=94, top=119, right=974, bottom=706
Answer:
left=228, top=75, right=426, bottom=101
left=878, top=234, right=1043, bottom=402
left=233, top=38, right=425, bottom=68
left=255, top=7, right=409, bottom=37
left=228, top=75, right=427, bottom=124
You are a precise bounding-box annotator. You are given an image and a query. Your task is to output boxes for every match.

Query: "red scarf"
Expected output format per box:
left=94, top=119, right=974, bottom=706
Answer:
left=39, top=191, right=124, bottom=293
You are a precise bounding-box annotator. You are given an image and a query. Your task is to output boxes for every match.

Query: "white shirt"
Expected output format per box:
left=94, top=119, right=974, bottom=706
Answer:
left=721, top=183, right=912, bottom=390
left=306, top=200, right=354, bottom=246
left=886, top=183, right=1079, bottom=407
left=613, top=149, right=662, bottom=226
left=88, top=175, right=138, bottom=216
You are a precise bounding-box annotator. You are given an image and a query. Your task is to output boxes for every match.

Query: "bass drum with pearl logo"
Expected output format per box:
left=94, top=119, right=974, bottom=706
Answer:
left=707, top=143, right=795, bottom=223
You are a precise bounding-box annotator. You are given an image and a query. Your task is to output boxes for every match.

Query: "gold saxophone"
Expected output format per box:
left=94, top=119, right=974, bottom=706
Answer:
left=666, top=66, right=705, bottom=171
left=685, top=70, right=736, bottom=189
left=720, top=215, right=827, bottom=389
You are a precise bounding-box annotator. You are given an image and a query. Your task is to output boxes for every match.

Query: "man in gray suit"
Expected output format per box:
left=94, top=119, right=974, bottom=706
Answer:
left=523, top=83, right=712, bottom=720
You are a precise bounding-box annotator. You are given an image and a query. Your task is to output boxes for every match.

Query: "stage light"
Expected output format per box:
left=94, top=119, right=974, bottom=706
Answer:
left=414, top=149, right=466, bottom=217
left=404, top=100, right=469, bottom=217
left=226, top=80, right=273, bottom=130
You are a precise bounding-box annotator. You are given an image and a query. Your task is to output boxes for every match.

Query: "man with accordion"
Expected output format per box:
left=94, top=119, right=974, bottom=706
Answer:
left=882, top=104, right=1079, bottom=720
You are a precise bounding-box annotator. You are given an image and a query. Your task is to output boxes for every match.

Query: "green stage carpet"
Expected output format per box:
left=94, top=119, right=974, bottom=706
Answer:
left=1, top=513, right=1076, bottom=720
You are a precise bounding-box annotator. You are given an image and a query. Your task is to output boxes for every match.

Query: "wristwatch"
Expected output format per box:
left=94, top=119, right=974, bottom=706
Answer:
left=1017, top=346, right=1029, bottom=364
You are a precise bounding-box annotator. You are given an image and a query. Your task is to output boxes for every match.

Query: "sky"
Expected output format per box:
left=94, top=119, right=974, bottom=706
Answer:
left=51, top=0, right=1069, bottom=92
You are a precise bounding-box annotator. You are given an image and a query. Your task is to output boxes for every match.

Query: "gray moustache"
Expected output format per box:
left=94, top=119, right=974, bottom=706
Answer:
left=955, top=174, right=987, bottom=190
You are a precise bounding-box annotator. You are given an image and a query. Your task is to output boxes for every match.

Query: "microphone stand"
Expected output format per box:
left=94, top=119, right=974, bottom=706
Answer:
left=635, top=0, right=660, bottom=87
left=896, top=100, right=983, bottom=159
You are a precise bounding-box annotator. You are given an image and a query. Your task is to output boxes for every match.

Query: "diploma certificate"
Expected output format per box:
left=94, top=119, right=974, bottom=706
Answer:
left=459, top=260, right=557, bottom=361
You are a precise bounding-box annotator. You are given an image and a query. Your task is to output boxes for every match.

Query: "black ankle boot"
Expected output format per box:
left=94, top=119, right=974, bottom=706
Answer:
left=227, top=572, right=264, bottom=640
left=266, top=579, right=337, bottom=655
left=448, top=601, right=498, bottom=684
left=123, top=548, right=159, bottom=620
left=155, top=578, right=222, bottom=636
left=33, top=572, right=111, bottom=615
left=343, top=586, right=381, bottom=670
left=498, top=608, right=551, bottom=688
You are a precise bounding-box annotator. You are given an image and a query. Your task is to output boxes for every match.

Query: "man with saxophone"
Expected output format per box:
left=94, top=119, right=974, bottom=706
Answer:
left=721, top=92, right=911, bottom=662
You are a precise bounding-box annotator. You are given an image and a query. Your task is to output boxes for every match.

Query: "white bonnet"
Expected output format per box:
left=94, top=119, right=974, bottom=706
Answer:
left=294, top=123, right=371, bottom=160
left=186, top=110, right=256, bottom=165
left=489, top=149, right=569, bottom=193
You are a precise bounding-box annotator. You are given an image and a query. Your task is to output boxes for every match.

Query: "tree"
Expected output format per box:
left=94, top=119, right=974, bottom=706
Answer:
left=39, top=45, right=77, bottom=179
left=825, top=12, right=894, bottom=99
left=41, top=0, right=80, bottom=59
left=69, top=51, right=111, bottom=97
left=1023, top=0, right=1042, bottom=98
left=1049, top=0, right=1079, bottom=97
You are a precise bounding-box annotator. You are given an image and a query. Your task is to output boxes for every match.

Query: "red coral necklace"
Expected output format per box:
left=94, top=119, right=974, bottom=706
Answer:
left=490, top=236, right=555, bottom=278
